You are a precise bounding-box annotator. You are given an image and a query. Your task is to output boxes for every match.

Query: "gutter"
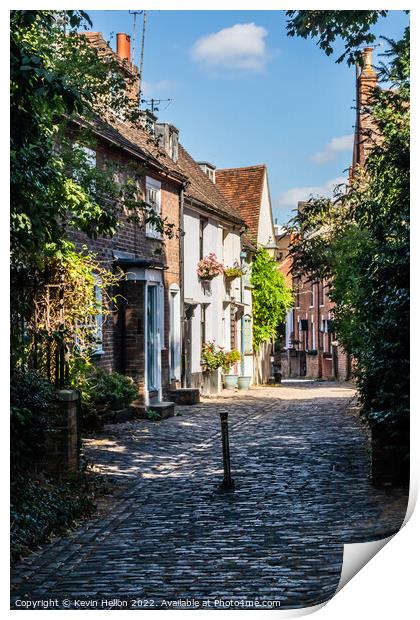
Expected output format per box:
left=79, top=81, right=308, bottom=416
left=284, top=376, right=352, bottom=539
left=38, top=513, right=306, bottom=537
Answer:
left=179, top=184, right=186, bottom=388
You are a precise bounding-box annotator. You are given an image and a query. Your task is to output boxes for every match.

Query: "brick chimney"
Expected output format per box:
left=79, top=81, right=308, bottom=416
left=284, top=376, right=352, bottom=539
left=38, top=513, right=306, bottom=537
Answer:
left=116, top=33, right=131, bottom=63
left=361, top=47, right=375, bottom=77
left=353, top=47, right=378, bottom=169
left=83, top=32, right=140, bottom=107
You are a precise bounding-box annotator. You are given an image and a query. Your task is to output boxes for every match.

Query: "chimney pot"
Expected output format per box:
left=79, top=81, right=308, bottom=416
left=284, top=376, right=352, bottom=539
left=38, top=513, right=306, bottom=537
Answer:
left=362, top=47, right=374, bottom=74
left=116, top=33, right=131, bottom=62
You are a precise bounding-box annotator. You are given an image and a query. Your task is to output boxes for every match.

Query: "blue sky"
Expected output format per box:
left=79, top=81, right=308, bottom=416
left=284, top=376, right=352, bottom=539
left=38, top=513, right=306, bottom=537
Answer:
left=85, top=10, right=409, bottom=225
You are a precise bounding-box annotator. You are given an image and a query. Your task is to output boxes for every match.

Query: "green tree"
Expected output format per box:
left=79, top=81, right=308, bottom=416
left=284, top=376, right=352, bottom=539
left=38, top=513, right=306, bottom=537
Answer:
left=11, top=10, right=169, bottom=267
left=286, top=10, right=395, bottom=65
left=251, top=247, right=293, bottom=350
left=11, top=10, right=174, bottom=368
left=288, top=26, right=409, bottom=466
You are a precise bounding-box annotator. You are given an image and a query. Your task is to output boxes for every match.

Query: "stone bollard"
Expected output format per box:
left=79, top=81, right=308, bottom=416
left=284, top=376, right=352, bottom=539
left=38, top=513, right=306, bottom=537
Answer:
left=219, top=410, right=235, bottom=491
left=45, top=389, right=80, bottom=475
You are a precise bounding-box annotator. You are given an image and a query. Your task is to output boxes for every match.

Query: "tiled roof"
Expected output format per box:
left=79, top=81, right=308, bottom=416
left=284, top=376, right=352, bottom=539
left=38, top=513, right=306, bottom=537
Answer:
left=177, top=145, right=246, bottom=226
left=215, top=165, right=266, bottom=241
left=86, top=116, right=187, bottom=183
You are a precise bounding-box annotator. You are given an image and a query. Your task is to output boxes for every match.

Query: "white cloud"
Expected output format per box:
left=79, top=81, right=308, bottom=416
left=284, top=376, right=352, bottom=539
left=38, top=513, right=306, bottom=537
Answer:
left=192, top=23, right=268, bottom=71
left=278, top=176, right=347, bottom=210
left=311, top=134, right=354, bottom=165
left=141, top=80, right=176, bottom=97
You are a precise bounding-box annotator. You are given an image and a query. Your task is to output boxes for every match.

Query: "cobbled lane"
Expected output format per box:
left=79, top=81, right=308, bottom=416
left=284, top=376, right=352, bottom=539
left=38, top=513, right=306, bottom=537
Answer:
left=11, top=382, right=408, bottom=610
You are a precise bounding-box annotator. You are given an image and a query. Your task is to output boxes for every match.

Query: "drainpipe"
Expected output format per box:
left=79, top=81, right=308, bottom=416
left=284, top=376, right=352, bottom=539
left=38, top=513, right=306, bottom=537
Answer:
left=179, top=184, right=186, bottom=387
left=240, top=249, right=247, bottom=377
left=317, top=280, right=322, bottom=379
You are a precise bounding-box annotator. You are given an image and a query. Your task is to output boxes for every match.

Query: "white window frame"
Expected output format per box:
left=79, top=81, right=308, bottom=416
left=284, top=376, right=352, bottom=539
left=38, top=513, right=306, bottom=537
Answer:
left=93, top=275, right=104, bottom=355
left=73, top=144, right=96, bottom=193
left=319, top=279, right=325, bottom=307
left=309, top=282, right=315, bottom=308
left=145, top=176, right=162, bottom=239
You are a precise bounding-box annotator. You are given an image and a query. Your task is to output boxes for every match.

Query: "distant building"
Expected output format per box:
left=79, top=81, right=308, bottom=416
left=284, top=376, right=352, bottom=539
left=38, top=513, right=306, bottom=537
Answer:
left=279, top=47, right=378, bottom=382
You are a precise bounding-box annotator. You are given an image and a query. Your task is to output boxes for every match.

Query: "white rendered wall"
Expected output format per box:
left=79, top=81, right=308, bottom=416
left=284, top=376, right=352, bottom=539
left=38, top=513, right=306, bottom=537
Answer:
left=257, top=171, right=276, bottom=247
left=183, top=205, right=254, bottom=383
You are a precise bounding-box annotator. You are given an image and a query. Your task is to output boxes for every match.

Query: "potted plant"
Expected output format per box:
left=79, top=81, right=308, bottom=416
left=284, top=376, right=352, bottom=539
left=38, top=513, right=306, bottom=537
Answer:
left=197, top=253, right=224, bottom=282
left=201, top=341, right=225, bottom=394
left=238, top=375, right=252, bottom=390
left=223, top=261, right=244, bottom=282
left=222, top=349, right=241, bottom=389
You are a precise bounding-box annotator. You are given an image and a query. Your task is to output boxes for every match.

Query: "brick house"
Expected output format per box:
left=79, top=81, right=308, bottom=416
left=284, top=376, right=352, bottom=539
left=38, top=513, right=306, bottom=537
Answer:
left=216, top=165, right=278, bottom=384
left=276, top=223, right=351, bottom=381
left=278, top=48, right=378, bottom=382
left=69, top=32, right=188, bottom=412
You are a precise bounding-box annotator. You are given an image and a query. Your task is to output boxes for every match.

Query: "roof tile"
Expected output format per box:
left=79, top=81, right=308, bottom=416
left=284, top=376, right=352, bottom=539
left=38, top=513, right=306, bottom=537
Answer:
left=216, top=165, right=266, bottom=241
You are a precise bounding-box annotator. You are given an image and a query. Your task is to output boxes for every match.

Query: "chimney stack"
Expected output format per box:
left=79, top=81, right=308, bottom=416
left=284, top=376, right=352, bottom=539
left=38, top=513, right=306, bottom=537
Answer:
left=116, top=33, right=131, bottom=62
left=361, top=47, right=375, bottom=76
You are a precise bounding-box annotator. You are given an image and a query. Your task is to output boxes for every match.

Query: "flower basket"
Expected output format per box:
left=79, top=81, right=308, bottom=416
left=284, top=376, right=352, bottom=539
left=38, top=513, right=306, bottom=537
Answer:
left=197, top=253, right=224, bottom=280
left=223, top=261, right=245, bottom=281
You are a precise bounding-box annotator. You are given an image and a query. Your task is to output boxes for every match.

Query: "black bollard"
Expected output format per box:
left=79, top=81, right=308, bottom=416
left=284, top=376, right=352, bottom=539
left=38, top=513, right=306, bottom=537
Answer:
left=219, top=410, right=235, bottom=491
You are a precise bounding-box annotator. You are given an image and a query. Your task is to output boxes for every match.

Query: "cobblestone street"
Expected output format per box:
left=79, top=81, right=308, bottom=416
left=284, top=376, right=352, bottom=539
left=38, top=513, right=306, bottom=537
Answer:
left=11, top=382, right=408, bottom=610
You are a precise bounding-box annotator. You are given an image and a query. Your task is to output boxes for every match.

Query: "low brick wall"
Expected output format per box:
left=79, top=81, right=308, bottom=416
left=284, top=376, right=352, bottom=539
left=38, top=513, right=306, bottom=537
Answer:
left=306, top=354, right=319, bottom=379
left=46, top=389, right=80, bottom=475
left=336, top=347, right=351, bottom=381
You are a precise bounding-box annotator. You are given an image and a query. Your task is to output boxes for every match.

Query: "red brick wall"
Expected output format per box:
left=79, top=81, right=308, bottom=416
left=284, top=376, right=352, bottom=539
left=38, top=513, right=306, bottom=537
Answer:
left=289, top=276, right=350, bottom=381
left=69, top=137, right=181, bottom=398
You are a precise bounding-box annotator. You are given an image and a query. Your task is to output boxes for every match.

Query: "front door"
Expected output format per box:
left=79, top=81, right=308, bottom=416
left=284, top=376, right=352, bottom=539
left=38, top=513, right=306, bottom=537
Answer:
left=147, top=285, right=158, bottom=392
left=183, top=305, right=193, bottom=388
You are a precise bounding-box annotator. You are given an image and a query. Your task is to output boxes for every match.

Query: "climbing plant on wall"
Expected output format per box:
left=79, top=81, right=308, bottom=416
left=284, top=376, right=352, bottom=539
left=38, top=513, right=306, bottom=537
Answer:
left=251, top=247, right=293, bottom=350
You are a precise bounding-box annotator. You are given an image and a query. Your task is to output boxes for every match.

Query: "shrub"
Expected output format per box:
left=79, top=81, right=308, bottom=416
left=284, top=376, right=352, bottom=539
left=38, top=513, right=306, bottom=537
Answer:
left=222, top=349, right=241, bottom=373
left=10, top=369, right=57, bottom=472
left=10, top=469, right=107, bottom=563
left=90, top=369, right=138, bottom=411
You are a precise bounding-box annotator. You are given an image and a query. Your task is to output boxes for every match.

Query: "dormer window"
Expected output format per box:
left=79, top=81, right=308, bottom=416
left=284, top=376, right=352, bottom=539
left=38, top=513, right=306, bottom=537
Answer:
left=198, top=162, right=216, bottom=183
left=155, top=123, right=179, bottom=162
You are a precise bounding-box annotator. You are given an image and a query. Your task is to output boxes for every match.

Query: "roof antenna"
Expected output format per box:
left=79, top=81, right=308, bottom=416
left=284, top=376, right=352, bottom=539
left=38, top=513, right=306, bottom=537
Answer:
left=129, top=10, right=142, bottom=64
left=138, top=11, right=148, bottom=94
left=142, top=98, right=172, bottom=115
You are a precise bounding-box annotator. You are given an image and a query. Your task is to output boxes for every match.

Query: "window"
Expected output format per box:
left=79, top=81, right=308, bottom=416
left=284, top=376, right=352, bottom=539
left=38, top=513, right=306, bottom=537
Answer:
left=294, top=277, right=300, bottom=308
left=319, top=279, right=325, bottom=306
left=207, top=168, right=215, bottom=182
left=222, top=228, right=229, bottom=261
left=169, top=284, right=181, bottom=380
left=93, top=276, right=104, bottom=354
left=310, top=282, right=316, bottom=307
left=145, top=176, right=162, bottom=239
left=200, top=304, right=206, bottom=349
left=73, top=144, right=96, bottom=192
left=199, top=218, right=207, bottom=259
